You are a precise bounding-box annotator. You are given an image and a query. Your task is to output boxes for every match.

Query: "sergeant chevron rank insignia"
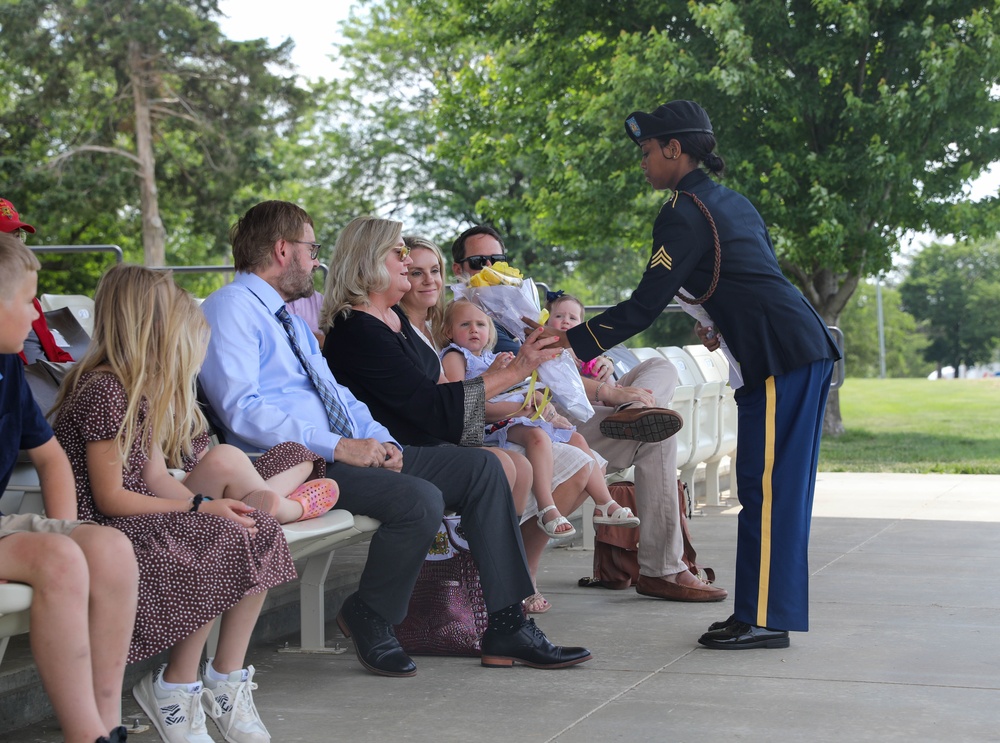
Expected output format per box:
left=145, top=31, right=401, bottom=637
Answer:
left=649, top=246, right=672, bottom=270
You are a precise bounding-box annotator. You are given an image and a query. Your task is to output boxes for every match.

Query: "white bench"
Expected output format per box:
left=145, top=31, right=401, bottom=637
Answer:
left=252, top=510, right=378, bottom=653
left=0, top=465, right=379, bottom=667
left=0, top=468, right=42, bottom=668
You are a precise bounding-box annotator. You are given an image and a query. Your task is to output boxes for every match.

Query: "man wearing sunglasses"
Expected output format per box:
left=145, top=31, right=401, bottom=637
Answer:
left=450, top=223, right=726, bottom=604
left=450, top=225, right=520, bottom=353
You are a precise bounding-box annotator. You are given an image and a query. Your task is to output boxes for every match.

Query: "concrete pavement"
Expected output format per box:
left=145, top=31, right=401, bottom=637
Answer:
left=3, top=473, right=999, bottom=742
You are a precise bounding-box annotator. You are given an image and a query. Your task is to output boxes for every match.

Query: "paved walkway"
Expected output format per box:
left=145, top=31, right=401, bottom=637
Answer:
left=5, top=473, right=999, bottom=742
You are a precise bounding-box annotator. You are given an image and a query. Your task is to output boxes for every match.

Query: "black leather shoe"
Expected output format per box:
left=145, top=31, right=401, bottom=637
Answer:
left=480, top=619, right=593, bottom=669
left=698, top=620, right=790, bottom=649
left=707, top=614, right=736, bottom=631
left=336, top=592, right=417, bottom=677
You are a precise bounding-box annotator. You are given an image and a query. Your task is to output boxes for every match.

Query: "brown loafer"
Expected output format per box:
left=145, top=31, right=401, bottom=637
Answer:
left=599, top=407, right=683, bottom=443
left=636, top=574, right=728, bottom=602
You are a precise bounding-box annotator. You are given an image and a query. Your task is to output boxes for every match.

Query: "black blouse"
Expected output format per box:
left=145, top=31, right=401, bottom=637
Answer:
left=323, top=306, right=485, bottom=446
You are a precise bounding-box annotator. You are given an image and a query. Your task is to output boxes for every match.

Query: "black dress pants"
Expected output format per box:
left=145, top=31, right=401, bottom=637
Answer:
left=329, top=445, right=534, bottom=624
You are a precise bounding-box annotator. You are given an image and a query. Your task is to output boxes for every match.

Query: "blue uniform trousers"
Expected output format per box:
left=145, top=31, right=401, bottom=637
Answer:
left=733, top=358, right=834, bottom=632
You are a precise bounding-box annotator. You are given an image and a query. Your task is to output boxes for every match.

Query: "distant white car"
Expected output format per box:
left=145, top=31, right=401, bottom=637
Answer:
left=927, top=366, right=956, bottom=379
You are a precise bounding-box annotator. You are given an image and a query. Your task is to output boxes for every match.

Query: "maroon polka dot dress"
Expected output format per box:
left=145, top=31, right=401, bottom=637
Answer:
left=53, top=372, right=317, bottom=663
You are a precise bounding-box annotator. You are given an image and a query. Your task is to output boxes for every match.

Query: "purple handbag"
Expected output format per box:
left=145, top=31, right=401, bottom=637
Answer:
left=394, top=515, right=489, bottom=656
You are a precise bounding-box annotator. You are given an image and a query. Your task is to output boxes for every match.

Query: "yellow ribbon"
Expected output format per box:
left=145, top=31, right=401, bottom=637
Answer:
left=512, top=370, right=552, bottom=421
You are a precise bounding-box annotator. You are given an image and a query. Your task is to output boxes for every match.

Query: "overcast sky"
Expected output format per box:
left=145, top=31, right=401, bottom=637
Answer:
left=217, top=0, right=356, bottom=81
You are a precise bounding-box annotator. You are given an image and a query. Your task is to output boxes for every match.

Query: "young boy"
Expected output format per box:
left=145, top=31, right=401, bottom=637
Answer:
left=0, top=232, right=138, bottom=743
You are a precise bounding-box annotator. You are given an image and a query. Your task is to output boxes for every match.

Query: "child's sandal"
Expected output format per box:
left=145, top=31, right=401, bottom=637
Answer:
left=537, top=504, right=577, bottom=538
left=592, top=500, right=640, bottom=528
left=289, top=478, right=339, bottom=522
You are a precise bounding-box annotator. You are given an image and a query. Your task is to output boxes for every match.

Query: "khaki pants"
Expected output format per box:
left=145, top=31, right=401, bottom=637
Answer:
left=571, top=357, right=685, bottom=577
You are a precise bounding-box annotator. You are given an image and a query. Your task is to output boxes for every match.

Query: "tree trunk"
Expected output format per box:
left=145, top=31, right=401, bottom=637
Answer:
left=128, top=41, right=166, bottom=267
left=797, top=266, right=856, bottom=439
left=823, top=388, right=844, bottom=437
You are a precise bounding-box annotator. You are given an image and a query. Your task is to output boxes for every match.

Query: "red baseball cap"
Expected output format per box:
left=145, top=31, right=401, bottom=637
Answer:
left=0, top=197, right=35, bottom=233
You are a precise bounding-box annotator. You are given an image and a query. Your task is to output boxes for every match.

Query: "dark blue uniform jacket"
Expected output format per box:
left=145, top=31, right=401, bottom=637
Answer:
left=568, top=169, right=841, bottom=394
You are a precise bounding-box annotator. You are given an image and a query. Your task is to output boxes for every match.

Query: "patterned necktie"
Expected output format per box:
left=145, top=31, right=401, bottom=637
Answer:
left=275, top=306, right=353, bottom=438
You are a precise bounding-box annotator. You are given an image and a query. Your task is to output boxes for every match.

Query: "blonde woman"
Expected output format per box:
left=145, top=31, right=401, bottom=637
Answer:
left=319, top=217, right=554, bottom=496
left=398, top=235, right=446, bottom=360
left=321, top=217, right=597, bottom=613
left=53, top=265, right=329, bottom=743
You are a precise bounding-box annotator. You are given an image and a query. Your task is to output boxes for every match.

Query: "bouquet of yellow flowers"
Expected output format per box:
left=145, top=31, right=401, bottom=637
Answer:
left=453, top=261, right=540, bottom=343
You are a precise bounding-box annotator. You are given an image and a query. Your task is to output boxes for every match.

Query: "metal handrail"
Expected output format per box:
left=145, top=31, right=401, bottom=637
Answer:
left=29, top=245, right=124, bottom=263
left=536, top=281, right=684, bottom=314
left=538, top=282, right=845, bottom=390
left=828, top=326, right=846, bottom=390
left=150, top=264, right=329, bottom=282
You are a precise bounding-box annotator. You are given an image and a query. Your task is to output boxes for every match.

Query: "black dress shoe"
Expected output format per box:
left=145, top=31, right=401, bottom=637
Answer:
left=480, top=619, right=593, bottom=669
left=707, top=614, right=736, bottom=631
left=698, top=620, right=790, bottom=649
left=336, top=592, right=417, bottom=677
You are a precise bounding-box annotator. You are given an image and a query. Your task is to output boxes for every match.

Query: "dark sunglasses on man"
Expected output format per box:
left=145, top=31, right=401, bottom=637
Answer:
left=459, top=254, right=508, bottom=271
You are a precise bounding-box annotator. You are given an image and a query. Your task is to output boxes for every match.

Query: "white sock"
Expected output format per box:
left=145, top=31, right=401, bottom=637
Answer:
left=203, top=657, right=248, bottom=686
left=156, top=671, right=201, bottom=698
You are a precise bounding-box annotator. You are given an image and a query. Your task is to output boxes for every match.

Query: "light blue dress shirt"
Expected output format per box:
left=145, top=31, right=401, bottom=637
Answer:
left=199, top=272, right=397, bottom=460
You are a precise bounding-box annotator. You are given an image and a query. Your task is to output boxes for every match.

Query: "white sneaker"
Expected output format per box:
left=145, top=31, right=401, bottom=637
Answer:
left=201, top=661, right=271, bottom=743
left=133, top=664, right=217, bottom=743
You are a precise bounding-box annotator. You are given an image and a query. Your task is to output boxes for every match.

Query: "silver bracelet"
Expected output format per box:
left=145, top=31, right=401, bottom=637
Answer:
left=594, top=380, right=607, bottom=404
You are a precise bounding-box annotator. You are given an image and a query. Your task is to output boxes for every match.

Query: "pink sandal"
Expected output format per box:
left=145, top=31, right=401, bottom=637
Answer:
left=288, top=478, right=339, bottom=522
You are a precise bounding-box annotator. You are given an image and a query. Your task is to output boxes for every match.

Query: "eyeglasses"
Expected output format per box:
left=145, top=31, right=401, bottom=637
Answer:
left=459, top=254, right=507, bottom=271
left=288, top=240, right=322, bottom=260
left=393, top=245, right=411, bottom=261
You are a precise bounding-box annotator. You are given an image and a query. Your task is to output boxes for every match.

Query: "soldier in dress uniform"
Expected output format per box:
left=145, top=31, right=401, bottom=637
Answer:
left=533, top=100, right=841, bottom=649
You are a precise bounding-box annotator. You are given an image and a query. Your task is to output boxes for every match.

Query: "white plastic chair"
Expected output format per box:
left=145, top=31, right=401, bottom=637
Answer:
left=684, top=345, right=738, bottom=504
left=39, top=294, right=95, bottom=337
left=658, top=346, right=722, bottom=502
left=630, top=347, right=667, bottom=363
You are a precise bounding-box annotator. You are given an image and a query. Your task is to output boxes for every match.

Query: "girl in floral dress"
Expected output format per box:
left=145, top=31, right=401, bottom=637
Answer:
left=53, top=265, right=330, bottom=743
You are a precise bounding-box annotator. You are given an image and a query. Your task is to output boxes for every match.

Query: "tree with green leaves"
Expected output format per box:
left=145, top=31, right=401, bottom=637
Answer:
left=899, top=239, right=1000, bottom=375
left=0, top=0, right=306, bottom=267
left=327, top=0, right=1000, bottom=433
left=838, top=280, right=931, bottom=378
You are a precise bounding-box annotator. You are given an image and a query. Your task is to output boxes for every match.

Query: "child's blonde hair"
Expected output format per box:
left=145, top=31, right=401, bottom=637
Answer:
left=56, top=265, right=208, bottom=469
left=0, top=232, right=40, bottom=300
left=438, top=298, right=498, bottom=352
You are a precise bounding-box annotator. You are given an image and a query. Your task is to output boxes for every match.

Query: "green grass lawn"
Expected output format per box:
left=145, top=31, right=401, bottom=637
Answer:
left=819, top=378, right=1000, bottom=474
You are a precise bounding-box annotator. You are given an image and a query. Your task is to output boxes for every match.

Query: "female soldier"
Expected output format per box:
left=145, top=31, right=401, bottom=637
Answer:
left=533, top=100, right=841, bottom=649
